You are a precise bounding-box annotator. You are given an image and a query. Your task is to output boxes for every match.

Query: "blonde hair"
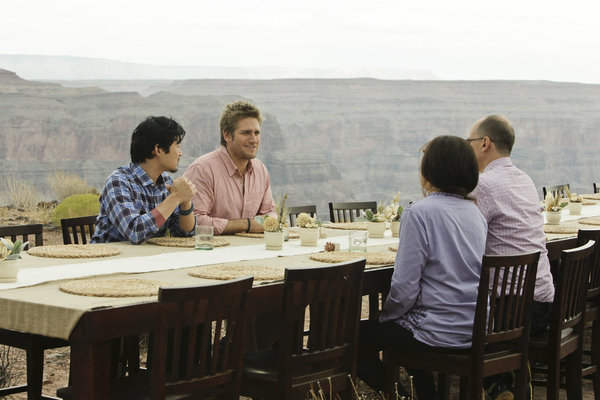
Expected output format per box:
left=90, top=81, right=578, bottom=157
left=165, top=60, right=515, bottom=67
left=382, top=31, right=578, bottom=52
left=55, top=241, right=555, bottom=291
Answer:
left=219, top=100, right=264, bottom=146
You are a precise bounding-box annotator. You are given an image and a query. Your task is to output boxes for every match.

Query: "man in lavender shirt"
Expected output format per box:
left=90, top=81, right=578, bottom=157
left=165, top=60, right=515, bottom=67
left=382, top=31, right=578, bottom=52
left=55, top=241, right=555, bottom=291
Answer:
left=469, top=115, right=554, bottom=399
left=184, top=100, right=276, bottom=235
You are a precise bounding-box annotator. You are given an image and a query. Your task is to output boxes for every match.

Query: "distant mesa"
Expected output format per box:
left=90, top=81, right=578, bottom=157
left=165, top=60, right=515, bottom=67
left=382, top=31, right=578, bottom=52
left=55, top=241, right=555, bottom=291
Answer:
left=0, top=54, right=438, bottom=81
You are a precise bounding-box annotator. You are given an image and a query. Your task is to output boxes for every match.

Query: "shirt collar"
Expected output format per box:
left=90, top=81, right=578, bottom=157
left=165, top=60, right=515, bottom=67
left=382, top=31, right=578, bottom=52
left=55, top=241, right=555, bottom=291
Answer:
left=483, top=157, right=512, bottom=173
left=131, top=163, right=166, bottom=186
left=217, top=145, right=254, bottom=176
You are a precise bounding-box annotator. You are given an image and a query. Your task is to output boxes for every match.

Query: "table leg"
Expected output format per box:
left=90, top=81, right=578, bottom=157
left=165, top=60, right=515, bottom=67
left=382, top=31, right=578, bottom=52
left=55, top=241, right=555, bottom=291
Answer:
left=70, top=340, right=111, bottom=400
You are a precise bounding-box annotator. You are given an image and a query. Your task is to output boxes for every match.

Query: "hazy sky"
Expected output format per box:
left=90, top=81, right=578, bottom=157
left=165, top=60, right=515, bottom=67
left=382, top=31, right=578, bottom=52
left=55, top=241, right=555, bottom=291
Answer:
left=2, top=0, right=600, bottom=83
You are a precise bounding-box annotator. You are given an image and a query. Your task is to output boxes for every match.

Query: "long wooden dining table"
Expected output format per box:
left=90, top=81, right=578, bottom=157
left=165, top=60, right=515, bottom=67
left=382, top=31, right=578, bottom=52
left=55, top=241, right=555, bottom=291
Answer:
left=2, top=201, right=600, bottom=399
left=0, top=227, right=398, bottom=399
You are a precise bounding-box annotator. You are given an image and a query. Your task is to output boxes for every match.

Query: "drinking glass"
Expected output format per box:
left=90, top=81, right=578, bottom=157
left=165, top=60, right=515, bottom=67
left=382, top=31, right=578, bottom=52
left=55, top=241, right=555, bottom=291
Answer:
left=348, top=230, right=368, bottom=252
left=195, top=225, right=214, bottom=250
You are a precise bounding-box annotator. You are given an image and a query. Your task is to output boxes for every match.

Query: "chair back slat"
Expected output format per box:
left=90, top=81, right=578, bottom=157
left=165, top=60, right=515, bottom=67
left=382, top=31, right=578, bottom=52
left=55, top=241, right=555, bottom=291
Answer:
left=577, top=229, right=600, bottom=299
left=280, top=259, right=365, bottom=396
left=542, top=183, right=570, bottom=199
left=287, top=205, right=317, bottom=227
left=0, top=224, right=43, bottom=249
left=473, top=251, right=540, bottom=351
left=153, top=276, right=253, bottom=400
left=547, top=240, right=595, bottom=348
left=328, top=201, right=377, bottom=223
left=594, top=183, right=599, bottom=194
left=60, top=215, right=98, bottom=244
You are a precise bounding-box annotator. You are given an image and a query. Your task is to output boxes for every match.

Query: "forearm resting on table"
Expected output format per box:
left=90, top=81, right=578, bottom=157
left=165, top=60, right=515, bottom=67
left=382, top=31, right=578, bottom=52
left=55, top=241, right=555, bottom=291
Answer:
left=155, top=195, right=195, bottom=232
left=222, top=218, right=264, bottom=235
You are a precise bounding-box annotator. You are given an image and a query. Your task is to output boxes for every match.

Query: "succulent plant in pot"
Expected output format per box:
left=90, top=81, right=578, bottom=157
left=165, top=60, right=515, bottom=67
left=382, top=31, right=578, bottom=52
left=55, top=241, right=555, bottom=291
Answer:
left=0, top=238, right=28, bottom=283
left=544, top=193, right=567, bottom=225
left=0, top=238, right=28, bottom=260
left=359, top=209, right=387, bottom=238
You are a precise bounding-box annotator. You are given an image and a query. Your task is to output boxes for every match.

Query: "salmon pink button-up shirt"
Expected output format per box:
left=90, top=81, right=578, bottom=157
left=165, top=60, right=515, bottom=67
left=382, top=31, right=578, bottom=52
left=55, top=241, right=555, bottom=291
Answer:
left=183, top=146, right=276, bottom=235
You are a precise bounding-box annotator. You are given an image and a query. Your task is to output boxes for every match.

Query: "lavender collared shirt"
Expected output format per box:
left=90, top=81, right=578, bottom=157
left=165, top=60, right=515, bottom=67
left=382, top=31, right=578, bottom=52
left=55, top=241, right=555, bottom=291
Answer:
left=380, top=193, right=487, bottom=348
left=471, top=157, right=554, bottom=303
left=183, top=146, right=276, bottom=235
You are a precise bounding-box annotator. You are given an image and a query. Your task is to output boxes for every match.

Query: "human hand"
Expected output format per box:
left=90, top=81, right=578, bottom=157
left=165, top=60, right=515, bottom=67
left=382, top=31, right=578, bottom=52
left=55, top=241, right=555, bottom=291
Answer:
left=169, top=177, right=196, bottom=203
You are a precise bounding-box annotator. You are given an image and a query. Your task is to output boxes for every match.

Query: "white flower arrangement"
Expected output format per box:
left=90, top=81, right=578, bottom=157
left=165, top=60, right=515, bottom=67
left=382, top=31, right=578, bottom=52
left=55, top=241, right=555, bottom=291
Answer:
left=297, top=213, right=321, bottom=229
left=544, top=193, right=568, bottom=212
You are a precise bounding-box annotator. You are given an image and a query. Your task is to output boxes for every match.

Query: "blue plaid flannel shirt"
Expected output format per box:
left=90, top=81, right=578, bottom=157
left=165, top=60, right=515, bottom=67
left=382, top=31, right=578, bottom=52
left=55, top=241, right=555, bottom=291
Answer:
left=91, top=163, right=194, bottom=244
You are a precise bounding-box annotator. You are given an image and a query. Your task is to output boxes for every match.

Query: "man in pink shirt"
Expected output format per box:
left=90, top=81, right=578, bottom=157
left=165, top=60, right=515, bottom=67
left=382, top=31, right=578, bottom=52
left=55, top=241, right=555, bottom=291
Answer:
left=183, top=100, right=276, bottom=235
left=469, top=115, right=554, bottom=400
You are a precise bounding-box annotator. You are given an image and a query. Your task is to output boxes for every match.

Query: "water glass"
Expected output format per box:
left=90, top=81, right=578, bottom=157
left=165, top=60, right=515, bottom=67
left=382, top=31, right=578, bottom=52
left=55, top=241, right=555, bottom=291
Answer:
left=195, top=225, right=214, bottom=250
left=348, top=230, right=368, bottom=252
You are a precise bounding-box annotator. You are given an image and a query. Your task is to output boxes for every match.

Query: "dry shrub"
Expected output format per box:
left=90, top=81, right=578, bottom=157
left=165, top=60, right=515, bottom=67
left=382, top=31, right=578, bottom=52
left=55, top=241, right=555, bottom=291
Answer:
left=0, top=345, right=22, bottom=389
left=47, top=170, right=97, bottom=202
left=1, top=175, right=40, bottom=209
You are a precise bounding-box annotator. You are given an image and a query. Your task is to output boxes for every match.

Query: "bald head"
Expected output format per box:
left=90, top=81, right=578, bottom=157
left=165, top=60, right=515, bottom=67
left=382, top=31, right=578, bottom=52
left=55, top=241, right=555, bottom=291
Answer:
left=471, top=115, right=515, bottom=156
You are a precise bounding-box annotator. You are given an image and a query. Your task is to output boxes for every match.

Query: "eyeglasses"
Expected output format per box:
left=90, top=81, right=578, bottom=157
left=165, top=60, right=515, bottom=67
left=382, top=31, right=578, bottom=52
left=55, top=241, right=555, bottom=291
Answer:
left=466, top=137, right=485, bottom=143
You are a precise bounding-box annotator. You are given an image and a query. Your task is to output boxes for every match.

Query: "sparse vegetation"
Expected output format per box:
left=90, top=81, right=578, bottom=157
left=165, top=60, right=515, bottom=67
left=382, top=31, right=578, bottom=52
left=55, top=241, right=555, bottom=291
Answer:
left=51, top=193, right=100, bottom=226
left=47, top=171, right=97, bottom=202
left=1, top=175, right=40, bottom=209
left=0, top=345, right=21, bottom=390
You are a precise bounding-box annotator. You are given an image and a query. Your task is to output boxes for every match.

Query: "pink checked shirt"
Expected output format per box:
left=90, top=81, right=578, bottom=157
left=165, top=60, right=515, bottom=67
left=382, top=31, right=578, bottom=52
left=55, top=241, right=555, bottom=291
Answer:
left=471, top=157, right=554, bottom=303
left=183, top=146, right=276, bottom=235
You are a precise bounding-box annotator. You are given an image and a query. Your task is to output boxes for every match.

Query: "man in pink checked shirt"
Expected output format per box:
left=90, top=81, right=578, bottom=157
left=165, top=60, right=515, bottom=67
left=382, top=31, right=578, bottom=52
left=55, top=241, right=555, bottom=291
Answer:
left=183, top=100, right=276, bottom=235
left=469, top=115, right=553, bottom=400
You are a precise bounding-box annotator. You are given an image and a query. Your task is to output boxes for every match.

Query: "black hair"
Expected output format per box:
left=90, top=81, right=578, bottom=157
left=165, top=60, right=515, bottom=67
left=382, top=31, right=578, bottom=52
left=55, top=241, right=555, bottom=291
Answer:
left=130, top=116, right=186, bottom=163
left=420, top=135, right=479, bottom=199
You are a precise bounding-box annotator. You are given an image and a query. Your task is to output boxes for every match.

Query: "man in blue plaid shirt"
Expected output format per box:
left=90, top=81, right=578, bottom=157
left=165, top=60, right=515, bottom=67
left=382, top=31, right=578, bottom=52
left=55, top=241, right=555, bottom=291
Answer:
left=92, top=116, right=197, bottom=244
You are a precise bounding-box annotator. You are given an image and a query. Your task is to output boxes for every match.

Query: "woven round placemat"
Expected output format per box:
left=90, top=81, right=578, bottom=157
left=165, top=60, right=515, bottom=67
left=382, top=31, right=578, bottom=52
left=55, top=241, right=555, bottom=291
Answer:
left=309, top=251, right=395, bottom=265
left=189, top=264, right=283, bottom=281
left=233, top=232, right=300, bottom=239
left=578, top=217, right=600, bottom=226
left=27, top=245, right=121, bottom=258
left=389, top=244, right=398, bottom=252
left=59, top=278, right=162, bottom=297
left=147, top=237, right=230, bottom=248
left=543, top=224, right=580, bottom=234
left=582, top=194, right=600, bottom=200
left=583, top=200, right=597, bottom=206
left=322, top=222, right=368, bottom=230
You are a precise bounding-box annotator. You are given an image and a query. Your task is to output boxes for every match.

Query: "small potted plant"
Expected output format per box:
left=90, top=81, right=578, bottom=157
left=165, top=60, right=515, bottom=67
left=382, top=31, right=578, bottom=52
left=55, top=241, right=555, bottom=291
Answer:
left=544, top=193, right=568, bottom=225
left=0, top=238, right=28, bottom=283
left=256, top=194, right=288, bottom=250
left=383, top=192, right=404, bottom=237
left=359, top=209, right=387, bottom=238
left=296, top=213, right=321, bottom=246
left=568, top=193, right=583, bottom=215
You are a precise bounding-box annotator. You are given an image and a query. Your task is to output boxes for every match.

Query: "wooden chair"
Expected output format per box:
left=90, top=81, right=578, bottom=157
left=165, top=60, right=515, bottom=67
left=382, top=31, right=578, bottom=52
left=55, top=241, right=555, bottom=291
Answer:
left=577, top=230, right=600, bottom=398
left=362, top=266, right=393, bottom=322
left=529, top=240, right=596, bottom=400
left=60, top=215, right=97, bottom=244
left=542, top=183, right=570, bottom=199
left=383, top=251, right=541, bottom=399
left=0, top=223, right=43, bottom=250
left=287, top=205, right=317, bottom=227
left=328, top=201, right=377, bottom=223
left=594, top=183, right=599, bottom=194
left=58, top=277, right=253, bottom=400
left=0, top=223, right=68, bottom=400
left=241, top=259, right=366, bottom=399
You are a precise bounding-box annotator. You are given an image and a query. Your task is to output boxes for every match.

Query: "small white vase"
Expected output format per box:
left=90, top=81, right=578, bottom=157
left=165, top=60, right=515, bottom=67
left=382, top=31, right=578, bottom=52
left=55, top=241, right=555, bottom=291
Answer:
left=264, top=231, right=284, bottom=250
left=569, top=202, right=583, bottom=215
left=390, top=221, right=401, bottom=238
left=367, top=222, right=386, bottom=238
left=299, top=227, right=320, bottom=246
left=0, top=260, right=20, bottom=283
left=546, top=211, right=562, bottom=225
